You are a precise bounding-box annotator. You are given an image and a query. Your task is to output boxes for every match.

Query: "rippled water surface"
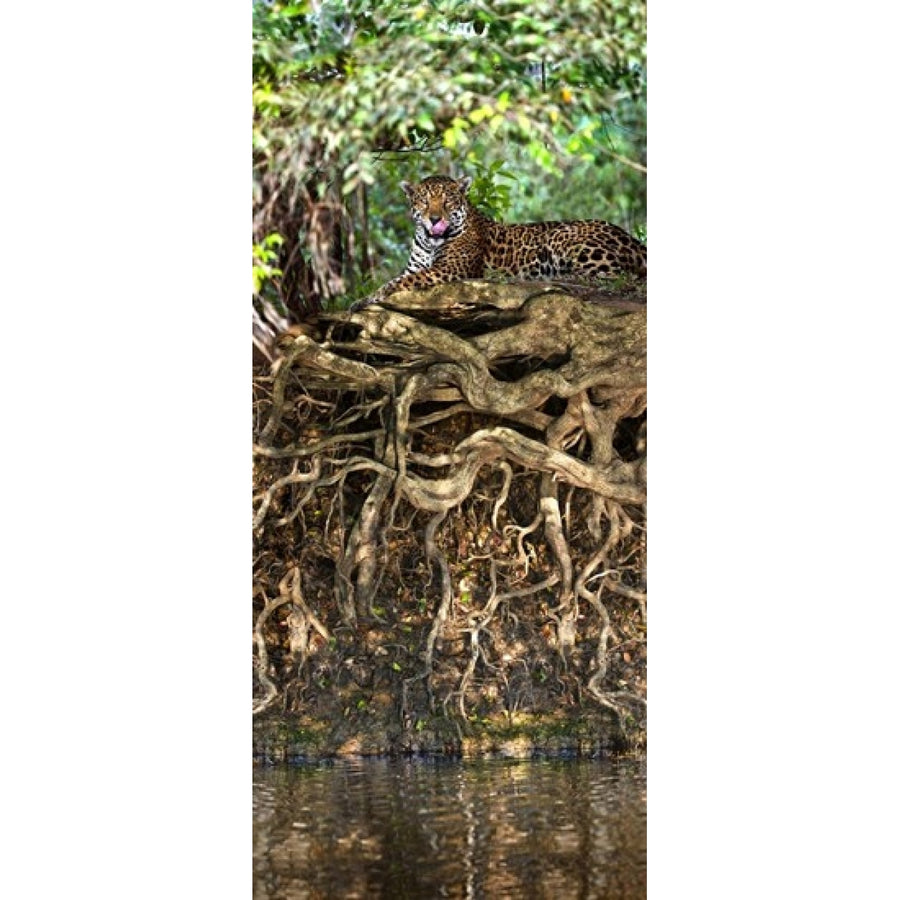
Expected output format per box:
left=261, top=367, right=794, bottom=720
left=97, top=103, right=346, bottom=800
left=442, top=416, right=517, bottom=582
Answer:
left=253, top=756, right=646, bottom=899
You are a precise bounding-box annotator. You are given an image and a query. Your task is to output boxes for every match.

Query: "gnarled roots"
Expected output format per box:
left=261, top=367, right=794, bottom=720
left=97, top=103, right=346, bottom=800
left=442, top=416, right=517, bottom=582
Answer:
left=252, top=280, right=647, bottom=745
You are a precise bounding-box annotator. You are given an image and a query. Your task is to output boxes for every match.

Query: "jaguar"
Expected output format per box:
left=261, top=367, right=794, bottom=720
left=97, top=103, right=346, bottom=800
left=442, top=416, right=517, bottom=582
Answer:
left=351, top=174, right=646, bottom=310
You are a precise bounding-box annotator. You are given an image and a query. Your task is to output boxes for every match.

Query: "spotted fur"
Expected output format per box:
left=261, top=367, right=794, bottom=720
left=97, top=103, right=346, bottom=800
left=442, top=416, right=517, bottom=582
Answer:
left=351, top=174, right=646, bottom=310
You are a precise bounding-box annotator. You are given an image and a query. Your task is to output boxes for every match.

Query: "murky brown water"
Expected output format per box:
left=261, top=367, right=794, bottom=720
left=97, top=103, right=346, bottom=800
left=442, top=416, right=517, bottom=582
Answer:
left=253, top=756, right=646, bottom=899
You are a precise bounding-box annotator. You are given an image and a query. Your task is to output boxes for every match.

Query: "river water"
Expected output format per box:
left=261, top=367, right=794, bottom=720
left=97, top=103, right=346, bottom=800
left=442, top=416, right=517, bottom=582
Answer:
left=253, top=756, right=646, bottom=899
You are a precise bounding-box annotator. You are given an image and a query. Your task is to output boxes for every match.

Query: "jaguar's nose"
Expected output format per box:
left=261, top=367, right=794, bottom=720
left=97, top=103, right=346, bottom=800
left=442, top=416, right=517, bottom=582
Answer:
left=429, top=215, right=442, bottom=225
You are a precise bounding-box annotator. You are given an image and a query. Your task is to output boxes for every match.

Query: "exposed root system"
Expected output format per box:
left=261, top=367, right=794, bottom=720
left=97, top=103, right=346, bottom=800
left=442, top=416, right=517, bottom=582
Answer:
left=252, top=280, right=647, bottom=751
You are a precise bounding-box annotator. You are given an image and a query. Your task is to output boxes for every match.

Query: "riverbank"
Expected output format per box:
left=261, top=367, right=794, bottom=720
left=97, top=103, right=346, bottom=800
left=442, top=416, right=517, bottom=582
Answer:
left=253, top=290, right=646, bottom=759
left=253, top=706, right=645, bottom=763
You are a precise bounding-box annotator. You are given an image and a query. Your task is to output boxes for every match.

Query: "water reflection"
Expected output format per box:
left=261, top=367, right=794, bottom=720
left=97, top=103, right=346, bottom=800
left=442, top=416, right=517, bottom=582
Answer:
left=253, top=757, right=646, bottom=899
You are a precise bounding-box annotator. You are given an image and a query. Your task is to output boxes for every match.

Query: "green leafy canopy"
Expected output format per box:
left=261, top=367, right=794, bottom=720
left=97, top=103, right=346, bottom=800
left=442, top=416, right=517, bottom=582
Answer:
left=254, top=0, right=644, bottom=188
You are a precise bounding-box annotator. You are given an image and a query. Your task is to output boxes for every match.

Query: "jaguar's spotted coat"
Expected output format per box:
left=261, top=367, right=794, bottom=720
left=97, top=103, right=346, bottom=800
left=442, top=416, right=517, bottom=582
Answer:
left=351, top=174, right=646, bottom=310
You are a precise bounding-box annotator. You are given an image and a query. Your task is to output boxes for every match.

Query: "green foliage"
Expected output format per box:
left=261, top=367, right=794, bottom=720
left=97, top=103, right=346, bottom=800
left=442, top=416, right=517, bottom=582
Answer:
left=254, top=0, right=645, bottom=181
left=252, top=232, right=284, bottom=294
left=466, top=160, right=517, bottom=220
left=252, top=0, right=646, bottom=311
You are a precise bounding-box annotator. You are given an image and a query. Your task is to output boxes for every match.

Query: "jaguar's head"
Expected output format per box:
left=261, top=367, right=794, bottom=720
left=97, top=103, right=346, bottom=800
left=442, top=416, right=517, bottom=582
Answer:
left=401, top=175, right=473, bottom=239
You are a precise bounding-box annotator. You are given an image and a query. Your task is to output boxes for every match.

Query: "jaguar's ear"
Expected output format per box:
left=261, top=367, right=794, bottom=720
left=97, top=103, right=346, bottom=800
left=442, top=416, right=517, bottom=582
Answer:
left=457, top=175, right=473, bottom=194
left=400, top=181, right=414, bottom=199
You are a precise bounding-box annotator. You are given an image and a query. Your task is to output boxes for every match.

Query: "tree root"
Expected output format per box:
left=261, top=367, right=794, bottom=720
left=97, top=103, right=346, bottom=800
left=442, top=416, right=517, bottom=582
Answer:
left=252, top=280, right=647, bottom=742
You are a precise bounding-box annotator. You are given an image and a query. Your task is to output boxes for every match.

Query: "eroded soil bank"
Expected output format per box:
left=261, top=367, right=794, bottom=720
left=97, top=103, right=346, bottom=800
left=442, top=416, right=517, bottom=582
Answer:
left=253, top=286, right=647, bottom=762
